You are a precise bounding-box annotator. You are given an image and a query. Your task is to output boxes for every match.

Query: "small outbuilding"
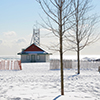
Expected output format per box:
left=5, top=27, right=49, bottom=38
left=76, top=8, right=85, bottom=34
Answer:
left=17, top=43, right=51, bottom=63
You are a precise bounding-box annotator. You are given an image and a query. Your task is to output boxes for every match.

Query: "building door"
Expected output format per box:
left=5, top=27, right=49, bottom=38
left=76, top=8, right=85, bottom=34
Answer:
left=31, top=55, right=35, bottom=62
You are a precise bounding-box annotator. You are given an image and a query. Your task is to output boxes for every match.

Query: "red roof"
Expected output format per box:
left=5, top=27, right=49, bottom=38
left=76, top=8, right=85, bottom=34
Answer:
left=24, top=43, right=44, bottom=52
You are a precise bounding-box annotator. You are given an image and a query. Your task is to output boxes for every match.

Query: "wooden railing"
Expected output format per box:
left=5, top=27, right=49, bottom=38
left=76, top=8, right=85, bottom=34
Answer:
left=0, top=60, right=22, bottom=70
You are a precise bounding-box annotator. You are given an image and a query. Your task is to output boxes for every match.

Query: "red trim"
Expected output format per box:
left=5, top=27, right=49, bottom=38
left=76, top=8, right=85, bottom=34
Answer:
left=24, top=44, right=44, bottom=52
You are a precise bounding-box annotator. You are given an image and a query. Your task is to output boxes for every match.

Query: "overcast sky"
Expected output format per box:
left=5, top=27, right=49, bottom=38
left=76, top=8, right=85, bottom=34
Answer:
left=0, top=0, right=100, bottom=56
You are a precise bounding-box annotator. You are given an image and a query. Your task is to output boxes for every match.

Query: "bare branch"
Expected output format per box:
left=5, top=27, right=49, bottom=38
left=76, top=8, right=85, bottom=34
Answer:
left=50, top=0, right=59, bottom=9
left=43, top=0, right=58, bottom=18
left=38, top=0, right=59, bottom=24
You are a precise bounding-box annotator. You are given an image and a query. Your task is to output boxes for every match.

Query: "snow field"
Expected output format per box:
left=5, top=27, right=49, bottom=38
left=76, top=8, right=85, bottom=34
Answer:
left=0, top=62, right=100, bottom=100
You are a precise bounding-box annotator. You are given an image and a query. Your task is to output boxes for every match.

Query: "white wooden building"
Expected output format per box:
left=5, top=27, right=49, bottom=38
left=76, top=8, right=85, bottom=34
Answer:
left=17, top=43, right=51, bottom=63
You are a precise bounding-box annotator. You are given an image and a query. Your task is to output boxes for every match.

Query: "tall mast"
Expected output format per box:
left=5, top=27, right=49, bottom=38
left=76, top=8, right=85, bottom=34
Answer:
left=30, top=28, right=40, bottom=46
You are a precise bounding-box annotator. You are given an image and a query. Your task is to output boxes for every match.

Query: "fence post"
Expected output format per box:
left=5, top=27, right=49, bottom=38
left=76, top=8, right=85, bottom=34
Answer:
left=18, top=60, right=22, bottom=70
left=0, top=61, right=1, bottom=70
left=6, top=60, right=9, bottom=70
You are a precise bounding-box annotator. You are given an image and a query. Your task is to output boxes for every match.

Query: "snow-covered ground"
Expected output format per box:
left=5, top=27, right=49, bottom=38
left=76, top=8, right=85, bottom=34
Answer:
left=0, top=62, right=100, bottom=100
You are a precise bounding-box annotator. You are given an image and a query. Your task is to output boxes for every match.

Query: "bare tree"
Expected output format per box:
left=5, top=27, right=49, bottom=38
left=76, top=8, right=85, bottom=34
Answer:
left=64, top=0, right=99, bottom=74
left=36, top=0, right=74, bottom=95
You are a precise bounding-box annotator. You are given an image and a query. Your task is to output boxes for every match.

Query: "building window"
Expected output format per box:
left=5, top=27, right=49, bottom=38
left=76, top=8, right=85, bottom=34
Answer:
left=26, top=55, right=30, bottom=60
left=37, top=55, right=40, bottom=60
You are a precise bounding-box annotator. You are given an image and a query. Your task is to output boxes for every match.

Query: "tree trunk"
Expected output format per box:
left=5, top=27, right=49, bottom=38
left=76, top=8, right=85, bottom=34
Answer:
left=77, top=44, right=80, bottom=74
left=60, top=33, right=64, bottom=95
left=59, top=0, right=64, bottom=95
left=76, top=0, right=80, bottom=74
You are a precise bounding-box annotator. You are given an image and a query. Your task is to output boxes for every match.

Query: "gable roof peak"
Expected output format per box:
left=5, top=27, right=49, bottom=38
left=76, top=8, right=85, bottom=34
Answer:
left=23, top=43, right=44, bottom=52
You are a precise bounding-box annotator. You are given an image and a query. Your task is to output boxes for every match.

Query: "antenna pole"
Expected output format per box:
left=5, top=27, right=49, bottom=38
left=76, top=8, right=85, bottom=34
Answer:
left=30, top=28, right=40, bottom=46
